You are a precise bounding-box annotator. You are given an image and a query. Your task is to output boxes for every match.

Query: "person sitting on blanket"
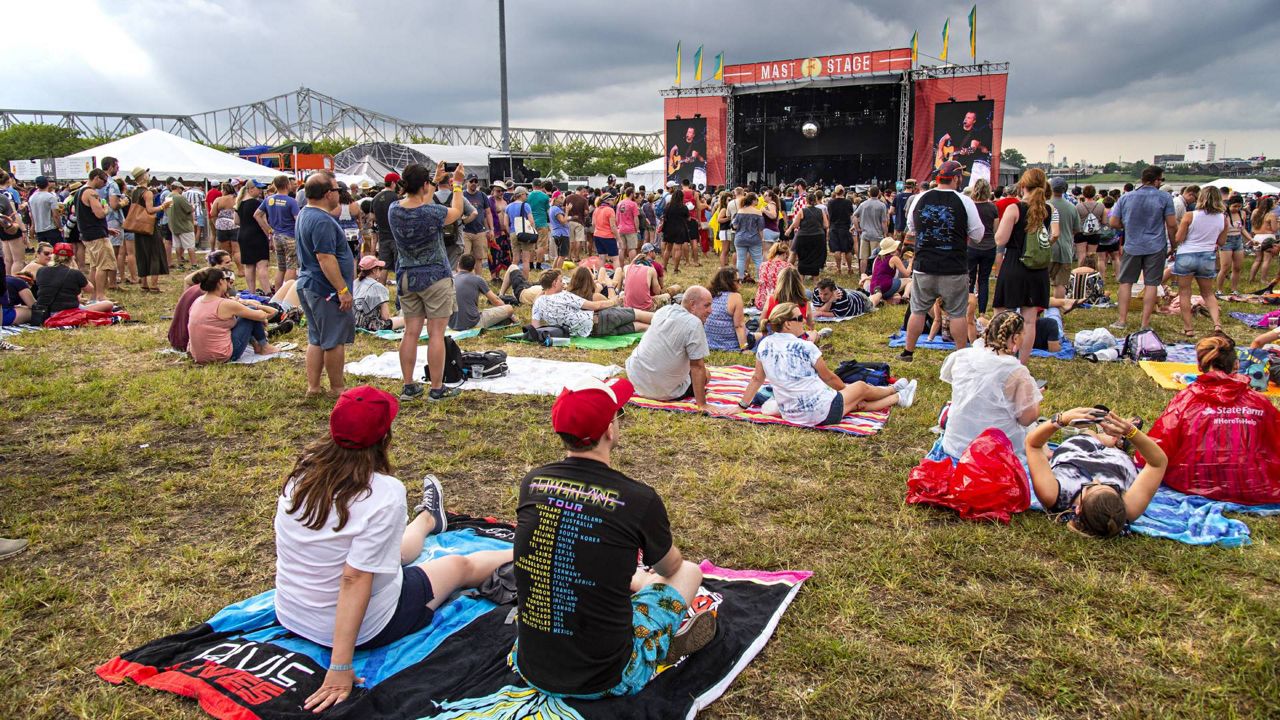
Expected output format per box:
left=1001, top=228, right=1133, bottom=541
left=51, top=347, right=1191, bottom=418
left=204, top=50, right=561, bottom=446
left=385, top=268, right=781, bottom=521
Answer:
left=1253, top=326, right=1280, bottom=349
left=531, top=269, right=654, bottom=338
left=704, top=267, right=755, bottom=351
left=30, top=243, right=115, bottom=326
left=1025, top=407, right=1167, bottom=538
left=449, top=253, right=514, bottom=331
left=277, top=386, right=513, bottom=713
left=353, top=254, right=406, bottom=332
left=181, top=249, right=234, bottom=287
left=867, top=237, right=912, bottom=306
left=497, top=263, right=544, bottom=306
left=811, top=277, right=872, bottom=319
left=19, top=242, right=54, bottom=277
left=718, top=302, right=916, bottom=426
left=186, top=268, right=283, bottom=364
left=618, top=253, right=670, bottom=311
left=625, top=285, right=714, bottom=411
left=761, top=266, right=823, bottom=342
left=2, top=273, right=35, bottom=326
left=511, top=377, right=717, bottom=698
left=1143, top=335, right=1280, bottom=505
left=566, top=263, right=617, bottom=301
left=941, top=310, right=1043, bottom=465
left=171, top=257, right=299, bottom=353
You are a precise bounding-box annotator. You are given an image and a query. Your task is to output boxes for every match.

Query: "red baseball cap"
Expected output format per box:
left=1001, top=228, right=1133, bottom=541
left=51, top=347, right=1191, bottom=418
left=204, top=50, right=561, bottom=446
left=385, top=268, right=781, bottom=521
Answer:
left=551, top=377, right=634, bottom=445
left=936, top=160, right=965, bottom=181
left=330, top=386, right=399, bottom=449
left=53, top=242, right=75, bottom=258
left=384, top=172, right=401, bottom=184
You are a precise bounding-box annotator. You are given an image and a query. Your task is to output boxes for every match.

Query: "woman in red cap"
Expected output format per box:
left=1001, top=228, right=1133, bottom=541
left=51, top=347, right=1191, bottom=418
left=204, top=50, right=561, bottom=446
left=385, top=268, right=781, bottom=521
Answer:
left=274, top=385, right=512, bottom=712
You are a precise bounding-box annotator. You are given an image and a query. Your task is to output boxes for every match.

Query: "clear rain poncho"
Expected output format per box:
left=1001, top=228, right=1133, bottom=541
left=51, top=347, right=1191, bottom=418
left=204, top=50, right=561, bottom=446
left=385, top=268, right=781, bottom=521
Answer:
left=940, top=343, right=1042, bottom=465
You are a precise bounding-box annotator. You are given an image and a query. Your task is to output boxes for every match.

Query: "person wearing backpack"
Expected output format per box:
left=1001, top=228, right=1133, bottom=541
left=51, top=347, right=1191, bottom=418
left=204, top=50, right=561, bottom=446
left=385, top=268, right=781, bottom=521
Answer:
left=1075, top=185, right=1106, bottom=271
left=993, top=168, right=1057, bottom=364
left=433, top=180, right=477, bottom=271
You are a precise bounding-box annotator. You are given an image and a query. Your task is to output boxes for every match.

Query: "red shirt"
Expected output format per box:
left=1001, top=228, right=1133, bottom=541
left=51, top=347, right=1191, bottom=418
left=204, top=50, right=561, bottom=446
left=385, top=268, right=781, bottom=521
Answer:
left=995, top=196, right=1019, bottom=219
left=205, top=188, right=222, bottom=213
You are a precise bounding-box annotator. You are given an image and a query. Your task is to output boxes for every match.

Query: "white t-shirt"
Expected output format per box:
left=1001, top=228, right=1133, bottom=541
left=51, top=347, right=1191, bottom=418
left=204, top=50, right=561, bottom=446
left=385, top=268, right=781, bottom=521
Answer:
left=532, top=291, right=593, bottom=337
left=274, top=471, right=407, bottom=647
left=625, top=304, right=709, bottom=400
left=754, top=332, right=837, bottom=426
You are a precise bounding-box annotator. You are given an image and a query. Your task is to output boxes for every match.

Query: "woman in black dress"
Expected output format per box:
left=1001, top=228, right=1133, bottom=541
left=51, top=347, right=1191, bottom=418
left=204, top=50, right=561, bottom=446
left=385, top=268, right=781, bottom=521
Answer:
left=660, top=191, right=691, bottom=274
left=993, top=168, right=1056, bottom=365
left=788, top=191, right=828, bottom=280
left=128, top=169, right=171, bottom=293
left=236, top=181, right=272, bottom=294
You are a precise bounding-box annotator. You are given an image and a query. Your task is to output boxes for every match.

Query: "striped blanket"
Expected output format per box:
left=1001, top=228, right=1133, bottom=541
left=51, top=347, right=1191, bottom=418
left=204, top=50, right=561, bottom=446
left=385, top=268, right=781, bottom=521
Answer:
left=629, top=364, right=890, bottom=436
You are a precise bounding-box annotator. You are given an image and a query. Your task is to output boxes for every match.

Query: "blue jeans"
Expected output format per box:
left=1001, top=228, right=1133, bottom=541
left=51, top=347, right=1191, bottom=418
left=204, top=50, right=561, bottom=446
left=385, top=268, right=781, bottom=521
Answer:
left=735, top=239, right=764, bottom=279
left=230, top=317, right=266, bottom=361
left=1172, top=251, right=1216, bottom=279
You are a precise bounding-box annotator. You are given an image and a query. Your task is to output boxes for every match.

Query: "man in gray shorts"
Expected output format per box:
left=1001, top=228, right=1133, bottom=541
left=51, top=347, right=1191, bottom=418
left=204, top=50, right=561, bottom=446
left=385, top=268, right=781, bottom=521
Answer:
left=294, top=172, right=356, bottom=397
left=1109, top=165, right=1176, bottom=332
left=900, top=161, right=985, bottom=361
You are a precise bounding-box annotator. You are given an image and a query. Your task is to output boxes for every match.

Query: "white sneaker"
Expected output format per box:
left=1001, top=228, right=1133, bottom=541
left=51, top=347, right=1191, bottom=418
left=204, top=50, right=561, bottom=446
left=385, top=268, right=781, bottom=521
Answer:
left=816, top=328, right=833, bottom=340
left=892, top=378, right=910, bottom=391
left=896, top=379, right=918, bottom=408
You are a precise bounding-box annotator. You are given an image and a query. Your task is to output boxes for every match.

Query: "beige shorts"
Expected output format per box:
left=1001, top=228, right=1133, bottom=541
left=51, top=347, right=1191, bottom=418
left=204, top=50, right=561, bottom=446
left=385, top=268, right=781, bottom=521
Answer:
left=537, top=226, right=551, bottom=245
left=1049, top=262, right=1072, bottom=287
left=519, top=286, right=543, bottom=306
left=400, top=276, right=456, bottom=319
left=477, top=305, right=515, bottom=328
left=618, top=232, right=640, bottom=250
left=173, top=231, right=196, bottom=250
left=569, top=221, right=586, bottom=244
left=462, top=231, right=489, bottom=264
left=84, top=238, right=117, bottom=272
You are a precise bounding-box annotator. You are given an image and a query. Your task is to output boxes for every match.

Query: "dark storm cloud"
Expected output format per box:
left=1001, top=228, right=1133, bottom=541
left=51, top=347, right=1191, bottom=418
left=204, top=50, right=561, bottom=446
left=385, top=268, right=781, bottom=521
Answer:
left=7, top=0, right=1280, bottom=155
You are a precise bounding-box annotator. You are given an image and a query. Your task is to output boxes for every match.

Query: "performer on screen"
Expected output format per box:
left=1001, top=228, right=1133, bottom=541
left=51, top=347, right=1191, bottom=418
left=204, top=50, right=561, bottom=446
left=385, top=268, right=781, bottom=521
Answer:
left=668, top=125, right=707, bottom=189
left=934, top=111, right=992, bottom=188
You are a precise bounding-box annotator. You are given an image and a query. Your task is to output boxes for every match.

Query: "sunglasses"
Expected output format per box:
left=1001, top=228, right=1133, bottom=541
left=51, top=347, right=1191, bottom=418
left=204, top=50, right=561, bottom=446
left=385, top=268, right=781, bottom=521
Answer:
left=788, top=315, right=803, bottom=322
left=38, top=250, right=51, bottom=256
left=327, top=186, right=339, bottom=193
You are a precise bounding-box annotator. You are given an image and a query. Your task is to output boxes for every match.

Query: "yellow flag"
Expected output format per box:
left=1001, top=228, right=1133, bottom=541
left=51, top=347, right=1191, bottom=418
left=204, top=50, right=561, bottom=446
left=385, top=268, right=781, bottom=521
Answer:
left=694, top=46, right=703, bottom=82
left=675, top=41, right=682, bottom=86
left=911, top=30, right=918, bottom=66
left=941, top=19, right=950, bottom=63
left=713, top=52, right=724, bottom=80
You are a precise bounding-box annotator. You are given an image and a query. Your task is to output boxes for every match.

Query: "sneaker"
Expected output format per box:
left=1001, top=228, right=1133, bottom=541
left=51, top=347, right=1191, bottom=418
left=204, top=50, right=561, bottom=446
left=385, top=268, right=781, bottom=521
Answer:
left=0, top=340, right=23, bottom=351
left=1109, top=321, right=1127, bottom=331
left=411, top=474, right=448, bottom=534
left=267, top=319, right=294, bottom=338
left=897, top=349, right=915, bottom=362
left=400, top=383, right=426, bottom=401
left=816, top=327, right=834, bottom=340
left=896, top=379, right=918, bottom=408
left=0, top=537, right=28, bottom=560
left=664, top=609, right=718, bottom=661
left=428, top=386, right=462, bottom=402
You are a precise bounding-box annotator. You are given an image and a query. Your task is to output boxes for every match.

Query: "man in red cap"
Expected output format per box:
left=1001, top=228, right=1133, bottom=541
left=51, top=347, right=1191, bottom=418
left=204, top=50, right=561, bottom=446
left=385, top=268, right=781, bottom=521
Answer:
left=372, top=173, right=402, bottom=269
left=900, top=159, right=985, bottom=361
left=510, top=377, right=716, bottom=698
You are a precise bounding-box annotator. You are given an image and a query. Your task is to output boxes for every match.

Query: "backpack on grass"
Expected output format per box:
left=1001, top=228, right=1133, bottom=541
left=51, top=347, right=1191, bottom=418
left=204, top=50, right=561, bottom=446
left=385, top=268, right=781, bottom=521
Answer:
left=422, top=335, right=465, bottom=385
left=460, top=350, right=509, bottom=379
left=1121, top=328, right=1167, bottom=362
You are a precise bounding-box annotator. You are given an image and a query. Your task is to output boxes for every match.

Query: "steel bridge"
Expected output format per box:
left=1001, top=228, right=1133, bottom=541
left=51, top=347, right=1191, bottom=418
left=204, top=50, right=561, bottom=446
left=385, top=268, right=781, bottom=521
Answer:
left=0, top=86, right=662, bottom=153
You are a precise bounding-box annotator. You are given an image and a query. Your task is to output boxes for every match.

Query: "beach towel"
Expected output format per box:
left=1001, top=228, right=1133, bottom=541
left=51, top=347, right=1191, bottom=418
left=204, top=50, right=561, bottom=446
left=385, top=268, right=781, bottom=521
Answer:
left=629, top=364, right=891, bottom=436
left=358, top=326, right=483, bottom=342
left=1230, top=311, right=1270, bottom=329
left=1128, top=487, right=1280, bottom=547
left=97, top=516, right=810, bottom=720
left=230, top=346, right=296, bottom=365
left=0, top=323, right=40, bottom=338
left=504, top=331, right=645, bottom=350
left=888, top=330, right=1077, bottom=361
left=1163, top=343, right=1198, bottom=364
left=346, top=352, right=621, bottom=395
left=1138, top=360, right=1280, bottom=397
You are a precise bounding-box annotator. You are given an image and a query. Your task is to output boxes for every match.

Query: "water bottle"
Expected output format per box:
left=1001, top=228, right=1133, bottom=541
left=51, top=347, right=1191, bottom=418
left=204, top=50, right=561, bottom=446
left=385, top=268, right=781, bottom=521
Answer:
left=548, top=336, right=571, bottom=347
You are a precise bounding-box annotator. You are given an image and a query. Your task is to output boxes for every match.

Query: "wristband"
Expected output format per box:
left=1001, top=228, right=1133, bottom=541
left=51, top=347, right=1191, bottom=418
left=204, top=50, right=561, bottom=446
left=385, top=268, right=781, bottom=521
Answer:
left=737, top=399, right=750, bottom=409
left=452, top=184, right=464, bottom=191
left=1051, top=413, right=1062, bottom=427
left=338, top=286, right=349, bottom=296
left=1123, top=426, right=1139, bottom=440
left=328, top=663, right=353, bottom=672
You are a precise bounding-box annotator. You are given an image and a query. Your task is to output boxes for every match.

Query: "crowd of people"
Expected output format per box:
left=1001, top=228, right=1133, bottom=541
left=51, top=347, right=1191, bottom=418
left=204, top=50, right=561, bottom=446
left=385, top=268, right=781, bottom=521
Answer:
left=4, top=155, right=1280, bottom=710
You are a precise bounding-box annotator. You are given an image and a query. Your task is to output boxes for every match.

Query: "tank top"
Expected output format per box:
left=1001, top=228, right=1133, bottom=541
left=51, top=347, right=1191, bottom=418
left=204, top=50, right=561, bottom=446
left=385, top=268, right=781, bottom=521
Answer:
left=1179, top=210, right=1225, bottom=255
left=214, top=206, right=237, bottom=231
left=1226, top=210, right=1244, bottom=238
left=622, top=264, right=655, bottom=311
left=798, top=206, right=824, bottom=237
left=338, top=203, right=359, bottom=236
left=187, top=297, right=237, bottom=363
left=871, top=254, right=897, bottom=294
left=704, top=293, right=740, bottom=351
left=77, top=187, right=109, bottom=241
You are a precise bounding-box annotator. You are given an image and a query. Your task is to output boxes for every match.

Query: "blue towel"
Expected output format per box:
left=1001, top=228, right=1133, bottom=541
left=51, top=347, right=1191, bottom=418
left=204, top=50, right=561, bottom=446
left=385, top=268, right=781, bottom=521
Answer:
left=1163, top=343, right=1198, bottom=364
left=1230, top=311, right=1268, bottom=329
left=1128, top=487, right=1280, bottom=547
left=889, top=331, right=1076, bottom=360
left=237, top=290, right=271, bottom=304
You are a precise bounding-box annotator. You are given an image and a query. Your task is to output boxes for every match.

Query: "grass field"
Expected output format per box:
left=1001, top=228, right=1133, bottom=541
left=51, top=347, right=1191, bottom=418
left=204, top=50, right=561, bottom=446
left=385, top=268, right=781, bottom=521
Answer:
left=1, top=252, right=1278, bottom=719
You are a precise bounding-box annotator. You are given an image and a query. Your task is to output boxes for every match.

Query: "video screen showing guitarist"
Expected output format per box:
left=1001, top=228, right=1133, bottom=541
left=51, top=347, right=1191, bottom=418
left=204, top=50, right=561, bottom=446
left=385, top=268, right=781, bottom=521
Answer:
left=666, top=118, right=707, bottom=189
left=930, top=100, right=994, bottom=188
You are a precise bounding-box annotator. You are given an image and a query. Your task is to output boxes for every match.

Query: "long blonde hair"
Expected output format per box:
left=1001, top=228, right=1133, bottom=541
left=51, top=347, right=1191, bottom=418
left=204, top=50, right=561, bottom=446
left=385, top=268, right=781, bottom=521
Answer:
left=773, top=266, right=807, bottom=306
left=1196, top=186, right=1224, bottom=215
left=1018, top=169, right=1049, bottom=232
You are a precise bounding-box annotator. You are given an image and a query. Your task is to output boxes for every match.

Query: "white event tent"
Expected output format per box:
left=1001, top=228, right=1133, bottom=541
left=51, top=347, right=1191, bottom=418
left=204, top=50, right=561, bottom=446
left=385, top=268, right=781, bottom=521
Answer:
left=625, top=157, right=665, bottom=190
left=61, top=129, right=279, bottom=183
left=1207, top=178, right=1280, bottom=195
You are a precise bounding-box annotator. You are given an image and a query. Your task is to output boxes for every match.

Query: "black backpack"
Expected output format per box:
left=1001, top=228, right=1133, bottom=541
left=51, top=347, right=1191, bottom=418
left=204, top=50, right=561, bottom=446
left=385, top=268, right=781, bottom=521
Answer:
left=436, top=191, right=464, bottom=248
left=459, top=350, right=509, bottom=379
left=833, top=359, right=891, bottom=387
left=422, top=335, right=465, bottom=385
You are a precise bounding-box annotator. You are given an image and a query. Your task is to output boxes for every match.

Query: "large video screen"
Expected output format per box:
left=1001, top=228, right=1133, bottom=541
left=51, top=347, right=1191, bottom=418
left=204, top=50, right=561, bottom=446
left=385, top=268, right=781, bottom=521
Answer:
left=666, top=118, right=708, bottom=187
left=928, top=100, right=994, bottom=188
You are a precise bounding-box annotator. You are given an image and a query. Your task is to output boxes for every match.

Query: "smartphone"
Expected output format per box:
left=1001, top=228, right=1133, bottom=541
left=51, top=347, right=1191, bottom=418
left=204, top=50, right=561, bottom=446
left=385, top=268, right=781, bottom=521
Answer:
left=443, top=162, right=459, bottom=173
left=1070, top=409, right=1107, bottom=426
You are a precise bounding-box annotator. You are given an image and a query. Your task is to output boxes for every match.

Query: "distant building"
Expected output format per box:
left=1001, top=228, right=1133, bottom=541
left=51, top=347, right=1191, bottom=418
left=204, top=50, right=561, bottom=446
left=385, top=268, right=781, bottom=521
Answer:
left=1186, top=139, right=1216, bottom=163
left=1154, top=154, right=1184, bottom=165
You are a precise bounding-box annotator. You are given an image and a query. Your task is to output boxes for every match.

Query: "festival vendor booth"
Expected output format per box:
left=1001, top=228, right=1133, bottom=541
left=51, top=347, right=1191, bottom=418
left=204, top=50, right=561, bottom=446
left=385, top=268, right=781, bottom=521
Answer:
left=60, top=129, right=279, bottom=183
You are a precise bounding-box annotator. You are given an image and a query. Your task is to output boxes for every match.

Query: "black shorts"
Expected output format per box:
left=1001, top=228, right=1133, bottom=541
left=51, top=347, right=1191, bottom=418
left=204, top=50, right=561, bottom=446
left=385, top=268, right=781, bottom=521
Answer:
left=354, top=566, right=435, bottom=650
left=377, top=234, right=398, bottom=269
left=815, top=393, right=846, bottom=426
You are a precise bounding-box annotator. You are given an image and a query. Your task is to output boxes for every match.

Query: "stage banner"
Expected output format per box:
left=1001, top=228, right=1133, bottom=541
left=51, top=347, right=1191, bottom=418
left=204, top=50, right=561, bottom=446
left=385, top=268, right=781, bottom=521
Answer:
left=723, top=48, right=911, bottom=85
left=666, top=117, right=708, bottom=186
left=910, top=74, right=1008, bottom=185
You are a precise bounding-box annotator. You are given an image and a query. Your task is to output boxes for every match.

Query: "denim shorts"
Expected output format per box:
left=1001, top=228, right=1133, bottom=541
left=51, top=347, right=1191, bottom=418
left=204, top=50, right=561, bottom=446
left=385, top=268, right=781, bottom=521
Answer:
left=1172, top=251, right=1217, bottom=279
left=1220, top=235, right=1244, bottom=252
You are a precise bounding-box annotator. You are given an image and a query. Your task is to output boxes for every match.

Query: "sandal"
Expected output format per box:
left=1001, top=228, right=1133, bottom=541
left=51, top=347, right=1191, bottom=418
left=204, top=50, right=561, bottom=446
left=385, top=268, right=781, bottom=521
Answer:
left=1181, top=329, right=1195, bottom=338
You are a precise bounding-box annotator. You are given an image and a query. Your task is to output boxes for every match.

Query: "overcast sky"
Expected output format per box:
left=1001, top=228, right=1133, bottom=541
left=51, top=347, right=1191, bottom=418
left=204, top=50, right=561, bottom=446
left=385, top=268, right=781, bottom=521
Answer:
left=9, top=0, right=1280, bottom=166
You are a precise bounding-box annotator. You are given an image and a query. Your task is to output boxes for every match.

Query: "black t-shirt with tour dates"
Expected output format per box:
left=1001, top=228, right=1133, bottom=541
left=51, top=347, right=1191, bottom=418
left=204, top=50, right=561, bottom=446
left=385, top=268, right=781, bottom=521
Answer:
left=513, top=456, right=673, bottom=695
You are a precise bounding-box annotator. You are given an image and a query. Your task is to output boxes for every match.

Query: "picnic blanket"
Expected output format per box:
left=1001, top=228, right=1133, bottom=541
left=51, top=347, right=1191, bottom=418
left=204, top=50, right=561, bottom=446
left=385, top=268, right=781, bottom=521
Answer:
left=629, top=364, right=891, bottom=436
left=1230, top=311, right=1270, bottom=329
left=0, top=324, right=40, bottom=338
left=1128, top=487, right=1280, bottom=547
left=888, top=330, right=1077, bottom=361
left=504, top=331, right=645, bottom=350
left=1163, top=343, right=1198, bottom=364
left=1139, top=360, right=1280, bottom=397
left=358, top=327, right=483, bottom=342
left=345, top=352, right=621, bottom=395
left=97, top=516, right=810, bottom=720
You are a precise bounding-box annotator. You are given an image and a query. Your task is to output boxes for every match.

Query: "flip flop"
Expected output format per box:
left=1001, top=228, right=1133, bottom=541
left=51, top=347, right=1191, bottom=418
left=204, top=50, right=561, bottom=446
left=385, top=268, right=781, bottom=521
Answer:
left=275, top=342, right=299, bottom=352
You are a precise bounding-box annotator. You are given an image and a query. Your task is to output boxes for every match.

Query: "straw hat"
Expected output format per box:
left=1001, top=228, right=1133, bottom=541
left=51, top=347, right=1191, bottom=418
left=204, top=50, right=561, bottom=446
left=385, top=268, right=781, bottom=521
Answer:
left=878, top=237, right=901, bottom=256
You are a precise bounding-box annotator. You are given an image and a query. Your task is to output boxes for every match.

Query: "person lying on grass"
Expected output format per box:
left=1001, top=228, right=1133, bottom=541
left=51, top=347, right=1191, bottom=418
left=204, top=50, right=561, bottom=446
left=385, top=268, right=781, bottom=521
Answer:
left=1025, top=407, right=1167, bottom=539
left=511, top=377, right=716, bottom=698
left=531, top=268, right=654, bottom=338
left=278, top=386, right=512, bottom=713
left=186, top=268, right=283, bottom=364
left=811, top=277, right=873, bottom=320
left=718, top=302, right=917, bottom=426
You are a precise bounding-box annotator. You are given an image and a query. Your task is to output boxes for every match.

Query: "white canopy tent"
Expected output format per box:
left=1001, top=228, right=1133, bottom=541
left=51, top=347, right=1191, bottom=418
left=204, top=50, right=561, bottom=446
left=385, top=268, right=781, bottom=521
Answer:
left=61, top=129, right=279, bottom=183
left=334, top=142, right=498, bottom=183
left=625, top=157, right=665, bottom=191
left=1207, top=178, right=1280, bottom=195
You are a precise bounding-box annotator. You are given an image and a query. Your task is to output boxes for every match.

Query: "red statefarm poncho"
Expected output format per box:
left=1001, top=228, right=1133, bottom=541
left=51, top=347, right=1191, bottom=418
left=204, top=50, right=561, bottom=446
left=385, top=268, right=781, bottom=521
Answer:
left=1144, top=371, right=1280, bottom=505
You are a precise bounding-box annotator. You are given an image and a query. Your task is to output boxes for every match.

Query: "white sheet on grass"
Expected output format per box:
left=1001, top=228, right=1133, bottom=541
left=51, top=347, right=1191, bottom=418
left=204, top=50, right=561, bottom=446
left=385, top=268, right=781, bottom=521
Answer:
left=814, top=314, right=859, bottom=322
left=344, top=352, right=621, bottom=395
